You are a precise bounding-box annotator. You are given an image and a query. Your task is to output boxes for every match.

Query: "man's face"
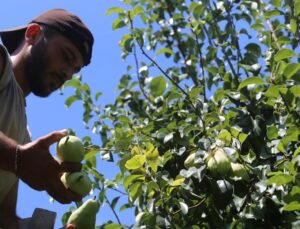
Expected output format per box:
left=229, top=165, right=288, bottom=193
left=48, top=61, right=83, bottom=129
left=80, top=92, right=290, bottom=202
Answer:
left=24, top=32, right=84, bottom=97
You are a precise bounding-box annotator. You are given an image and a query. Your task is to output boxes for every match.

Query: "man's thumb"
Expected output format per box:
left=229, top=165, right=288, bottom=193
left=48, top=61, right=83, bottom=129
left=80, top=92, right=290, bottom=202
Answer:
left=40, top=129, right=69, bottom=147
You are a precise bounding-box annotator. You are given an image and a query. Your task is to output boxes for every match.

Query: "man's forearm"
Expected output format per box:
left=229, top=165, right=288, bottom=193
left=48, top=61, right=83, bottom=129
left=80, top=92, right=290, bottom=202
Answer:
left=0, top=131, right=18, bottom=174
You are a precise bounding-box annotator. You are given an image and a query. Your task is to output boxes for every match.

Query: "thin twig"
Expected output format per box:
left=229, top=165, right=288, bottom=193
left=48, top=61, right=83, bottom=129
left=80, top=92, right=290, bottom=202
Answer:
left=165, top=0, right=200, bottom=86
left=128, top=16, right=152, bottom=102
left=188, top=18, right=207, bottom=101
left=104, top=194, right=122, bottom=224
left=108, top=187, right=128, bottom=196
left=208, top=2, right=239, bottom=84
left=172, top=197, right=206, bottom=215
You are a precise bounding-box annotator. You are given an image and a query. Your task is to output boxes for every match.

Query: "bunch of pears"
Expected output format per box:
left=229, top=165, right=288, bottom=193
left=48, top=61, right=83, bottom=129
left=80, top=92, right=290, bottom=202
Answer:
left=57, top=135, right=99, bottom=229
left=184, top=147, right=250, bottom=181
left=57, top=135, right=92, bottom=197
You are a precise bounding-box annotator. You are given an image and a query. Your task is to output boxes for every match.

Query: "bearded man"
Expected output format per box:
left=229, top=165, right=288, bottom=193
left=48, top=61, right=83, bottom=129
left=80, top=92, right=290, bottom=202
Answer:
left=0, top=8, right=94, bottom=228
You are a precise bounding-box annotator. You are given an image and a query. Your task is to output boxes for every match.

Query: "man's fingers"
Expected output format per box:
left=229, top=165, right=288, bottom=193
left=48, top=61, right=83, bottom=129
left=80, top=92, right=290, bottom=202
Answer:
left=47, top=181, right=82, bottom=204
left=47, top=187, right=71, bottom=204
left=39, top=129, right=69, bottom=147
left=60, top=161, right=82, bottom=173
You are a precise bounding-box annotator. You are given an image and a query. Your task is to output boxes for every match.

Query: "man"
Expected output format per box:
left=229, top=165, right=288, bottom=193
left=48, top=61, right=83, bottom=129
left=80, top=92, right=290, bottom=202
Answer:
left=0, top=8, right=94, bottom=228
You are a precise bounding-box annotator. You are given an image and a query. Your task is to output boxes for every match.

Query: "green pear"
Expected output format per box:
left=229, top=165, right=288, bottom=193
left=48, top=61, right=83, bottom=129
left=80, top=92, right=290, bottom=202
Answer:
left=61, top=171, right=92, bottom=197
left=67, top=198, right=99, bottom=229
left=57, top=135, right=85, bottom=163
left=206, top=148, right=230, bottom=176
left=230, top=162, right=250, bottom=181
left=184, top=153, right=196, bottom=169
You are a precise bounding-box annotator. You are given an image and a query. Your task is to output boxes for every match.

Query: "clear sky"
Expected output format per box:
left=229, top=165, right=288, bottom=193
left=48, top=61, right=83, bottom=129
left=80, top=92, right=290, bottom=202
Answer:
left=0, top=1, right=135, bottom=228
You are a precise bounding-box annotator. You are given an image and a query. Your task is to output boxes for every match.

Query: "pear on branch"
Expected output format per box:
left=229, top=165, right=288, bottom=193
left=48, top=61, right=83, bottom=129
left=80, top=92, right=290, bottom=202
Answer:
left=66, top=197, right=100, bottom=229
left=206, top=148, right=231, bottom=177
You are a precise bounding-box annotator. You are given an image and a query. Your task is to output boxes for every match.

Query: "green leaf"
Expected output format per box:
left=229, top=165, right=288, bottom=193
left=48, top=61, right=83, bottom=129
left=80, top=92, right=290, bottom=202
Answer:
left=133, top=5, right=144, bottom=17
left=291, top=85, right=300, bottom=97
left=265, top=85, right=280, bottom=97
left=123, top=174, right=145, bottom=190
left=238, top=133, right=248, bottom=144
left=267, top=125, right=279, bottom=140
left=238, top=77, right=264, bottom=91
left=218, top=129, right=232, bottom=145
left=294, top=146, right=300, bottom=156
left=264, top=9, right=281, bottom=19
left=111, top=196, right=120, bottom=210
left=95, top=92, right=102, bottom=101
left=120, top=34, right=133, bottom=53
left=295, top=1, right=300, bottom=17
left=164, top=132, right=174, bottom=143
left=112, top=18, right=126, bottom=30
left=283, top=201, right=300, bottom=211
left=149, top=76, right=167, bottom=97
left=290, top=19, right=297, bottom=34
left=267, top=173, right=294, bottom=186
left=283, top=63, right=300, bottom=78
left=105, top=7, right=124, bottom=16
left=125, top=155, right=146, bottom=170
left=156, top=48, right=174, bottom=56
left=128, top=181, right=143, bottom=202
left=245, top=43, right=262, bottom=58
left=193, top=4, right=205, bottom=18
left=274, top=48, right=296, bottom=61
left=214, top=89, right=226, bottom=102
left=240, top=149, right=256, bottom=163
left=271, top=0, right=282, bottom=7
left=65, top=95, right=81, bottom=108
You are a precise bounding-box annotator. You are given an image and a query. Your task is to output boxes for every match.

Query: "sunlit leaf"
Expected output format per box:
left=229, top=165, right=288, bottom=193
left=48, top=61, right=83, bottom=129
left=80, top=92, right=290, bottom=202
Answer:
left=125, top=155, right=146, bottom=170
left=238, top=77, right=264, bottom=91
left=156, top=48, right=174, bottom=56
left=274, top=48, right=296, bottom=61
left=105, top=7, right=124, bottom=16
left=149, top=76, right=167, bottom=97
left=267, top=174, right=294, bottom=186
left=283, top=201, right=300, bottom=211
left=283, top=63, right=300, bottom=78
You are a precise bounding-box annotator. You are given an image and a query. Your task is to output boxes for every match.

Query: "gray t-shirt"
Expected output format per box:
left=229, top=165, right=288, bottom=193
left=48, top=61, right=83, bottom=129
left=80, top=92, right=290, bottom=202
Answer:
left=0, top=44, right=31, bottom=203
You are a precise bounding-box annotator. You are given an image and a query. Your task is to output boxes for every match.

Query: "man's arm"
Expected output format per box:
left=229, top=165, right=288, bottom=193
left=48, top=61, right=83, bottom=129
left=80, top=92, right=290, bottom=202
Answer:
left=0, top=180, right=19, bottom=229
left=0, top=131, right=17, bottom=173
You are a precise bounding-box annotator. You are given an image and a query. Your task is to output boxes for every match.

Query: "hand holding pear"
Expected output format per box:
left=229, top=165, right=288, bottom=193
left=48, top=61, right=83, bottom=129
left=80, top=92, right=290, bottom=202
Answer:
left=57, top=135, right=92, bottom=198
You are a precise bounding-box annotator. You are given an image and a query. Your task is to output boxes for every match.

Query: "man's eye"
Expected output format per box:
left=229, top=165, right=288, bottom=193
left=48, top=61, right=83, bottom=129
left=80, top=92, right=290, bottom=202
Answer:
left=65, top=54, right=72, bottom=63
left=63, top=52, right=72, bottom=63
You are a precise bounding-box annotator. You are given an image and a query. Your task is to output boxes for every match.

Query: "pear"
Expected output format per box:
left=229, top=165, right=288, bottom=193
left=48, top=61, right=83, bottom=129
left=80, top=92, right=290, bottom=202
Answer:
left=67, top=198, right=99, bottom=229
left=61, top=171, right=92, bottom=197
left=184, top=153, right=196, bottom=169
left=57, top=135, right=85, bottom=163
left=206, top=148, right=230, bottom=176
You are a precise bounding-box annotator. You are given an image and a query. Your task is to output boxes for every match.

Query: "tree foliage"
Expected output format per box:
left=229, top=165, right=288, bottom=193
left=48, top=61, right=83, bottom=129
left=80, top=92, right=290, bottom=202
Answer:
left=64, top=0, right=300, bottom=228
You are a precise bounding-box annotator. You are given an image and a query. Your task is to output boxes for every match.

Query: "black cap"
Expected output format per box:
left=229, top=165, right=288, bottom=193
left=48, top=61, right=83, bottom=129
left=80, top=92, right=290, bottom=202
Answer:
left=0, top=8, right=94, bottom=66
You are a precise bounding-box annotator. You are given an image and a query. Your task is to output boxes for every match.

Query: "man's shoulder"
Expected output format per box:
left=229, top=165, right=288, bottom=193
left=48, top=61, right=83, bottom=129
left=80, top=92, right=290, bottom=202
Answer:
left=0, top=44, right=7, bottom=76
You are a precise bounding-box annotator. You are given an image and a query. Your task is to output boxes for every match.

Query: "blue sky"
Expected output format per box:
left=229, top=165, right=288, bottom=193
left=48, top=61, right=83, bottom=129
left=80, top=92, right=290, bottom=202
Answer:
left=1, top=1, right=135, bottom=228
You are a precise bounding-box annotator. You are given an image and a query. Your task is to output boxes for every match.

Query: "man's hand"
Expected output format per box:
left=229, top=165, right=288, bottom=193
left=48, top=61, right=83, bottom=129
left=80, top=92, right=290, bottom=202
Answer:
left=18, top=130, right=82, bottom=204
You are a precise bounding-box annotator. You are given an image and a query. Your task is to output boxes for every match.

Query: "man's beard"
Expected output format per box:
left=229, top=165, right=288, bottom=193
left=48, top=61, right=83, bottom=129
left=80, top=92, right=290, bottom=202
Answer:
left=24, top=41, right=51, bottom=97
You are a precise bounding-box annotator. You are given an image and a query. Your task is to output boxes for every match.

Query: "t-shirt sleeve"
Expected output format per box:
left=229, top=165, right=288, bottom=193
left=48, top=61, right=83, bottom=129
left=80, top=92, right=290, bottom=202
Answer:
left=0, top=44, right=11, bottom=91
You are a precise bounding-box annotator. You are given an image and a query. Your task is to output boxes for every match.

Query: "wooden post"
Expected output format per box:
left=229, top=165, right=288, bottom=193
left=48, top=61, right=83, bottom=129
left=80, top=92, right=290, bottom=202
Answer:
left=18, top=208, right=56, bottom=229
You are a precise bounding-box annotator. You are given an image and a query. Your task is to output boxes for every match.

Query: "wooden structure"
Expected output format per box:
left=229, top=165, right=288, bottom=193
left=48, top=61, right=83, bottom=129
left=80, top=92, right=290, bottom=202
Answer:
left=19, top=208, right=57, bottom=229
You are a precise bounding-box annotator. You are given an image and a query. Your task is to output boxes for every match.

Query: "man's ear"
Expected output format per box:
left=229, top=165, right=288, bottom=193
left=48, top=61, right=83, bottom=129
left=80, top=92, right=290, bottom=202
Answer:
left=25, top=23, right=43, bottom=44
